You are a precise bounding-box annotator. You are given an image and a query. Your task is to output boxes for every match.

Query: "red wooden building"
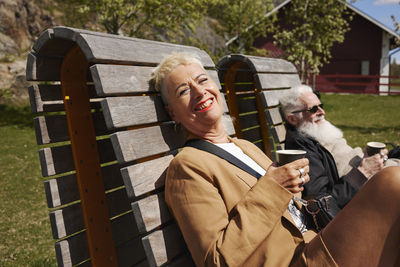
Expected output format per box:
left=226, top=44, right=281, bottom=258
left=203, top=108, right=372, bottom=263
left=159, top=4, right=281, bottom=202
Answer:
left=252, top=0, right=400, bottom=94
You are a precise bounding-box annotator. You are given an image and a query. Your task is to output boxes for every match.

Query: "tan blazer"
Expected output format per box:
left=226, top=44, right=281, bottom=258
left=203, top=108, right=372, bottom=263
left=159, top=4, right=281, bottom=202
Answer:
left=165, top=138, right=336, bottom=267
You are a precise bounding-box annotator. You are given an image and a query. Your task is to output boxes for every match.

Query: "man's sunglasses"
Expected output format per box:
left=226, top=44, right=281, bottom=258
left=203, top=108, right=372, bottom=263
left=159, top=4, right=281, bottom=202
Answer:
left=291, top=103, right=324, bottom=114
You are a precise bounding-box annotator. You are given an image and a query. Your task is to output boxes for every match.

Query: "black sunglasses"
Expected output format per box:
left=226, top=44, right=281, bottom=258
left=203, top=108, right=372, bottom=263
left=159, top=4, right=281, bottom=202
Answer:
left=291, top=103, right=324, bottom=114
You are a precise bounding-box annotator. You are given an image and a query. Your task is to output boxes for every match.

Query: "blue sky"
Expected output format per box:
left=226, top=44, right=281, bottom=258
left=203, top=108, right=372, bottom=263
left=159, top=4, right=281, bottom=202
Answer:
left=348, top=0, right=400, bottom=30
left=347, top=0, right=400, bottom=61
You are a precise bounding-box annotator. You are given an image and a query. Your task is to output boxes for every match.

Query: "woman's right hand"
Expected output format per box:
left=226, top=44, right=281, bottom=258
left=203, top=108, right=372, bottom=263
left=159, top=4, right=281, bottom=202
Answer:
left=265, top=158, right=310, bottom=194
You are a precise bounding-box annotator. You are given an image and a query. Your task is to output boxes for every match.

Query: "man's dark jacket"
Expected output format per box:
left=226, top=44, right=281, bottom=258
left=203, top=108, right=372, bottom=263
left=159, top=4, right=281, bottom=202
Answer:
left=285, top=125, right=358, bottom=209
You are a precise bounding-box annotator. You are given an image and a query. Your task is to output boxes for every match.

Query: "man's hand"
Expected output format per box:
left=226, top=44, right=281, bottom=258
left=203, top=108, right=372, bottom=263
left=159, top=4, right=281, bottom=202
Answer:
left=358, top=149, right=387, bottom=178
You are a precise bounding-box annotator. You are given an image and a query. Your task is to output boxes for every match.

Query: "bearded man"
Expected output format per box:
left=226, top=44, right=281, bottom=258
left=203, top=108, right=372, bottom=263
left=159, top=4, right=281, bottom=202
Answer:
left=279, top=85, right=388, bottom=213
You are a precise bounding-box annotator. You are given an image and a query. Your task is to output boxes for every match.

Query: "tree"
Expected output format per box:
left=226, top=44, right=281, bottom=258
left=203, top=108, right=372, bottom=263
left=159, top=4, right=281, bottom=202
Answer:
left=273, top=0, right=352, bottom=82
left=208, top=0, right=276, bottom=55
left=54, top=0, right=209, bottom=40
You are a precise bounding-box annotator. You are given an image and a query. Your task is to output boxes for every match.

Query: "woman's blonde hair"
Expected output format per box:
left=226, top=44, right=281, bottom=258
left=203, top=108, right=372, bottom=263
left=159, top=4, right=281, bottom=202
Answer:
left=151, top=52, right=204, bottom=104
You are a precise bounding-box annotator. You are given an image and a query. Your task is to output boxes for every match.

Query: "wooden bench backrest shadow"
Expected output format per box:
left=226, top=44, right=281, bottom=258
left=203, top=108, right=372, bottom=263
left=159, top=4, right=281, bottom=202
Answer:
left=217, top=54, right=301, bottom=160
left=26, top=26, right=235, bottom=267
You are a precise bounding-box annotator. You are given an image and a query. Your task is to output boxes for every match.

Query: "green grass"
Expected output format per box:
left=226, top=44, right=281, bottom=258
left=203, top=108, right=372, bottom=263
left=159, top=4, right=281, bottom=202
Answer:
left=0, top=104, right=57, bottom=267
left=0, top=93, right=399, bottom=266
left=321, top=93, right=400, bottom=149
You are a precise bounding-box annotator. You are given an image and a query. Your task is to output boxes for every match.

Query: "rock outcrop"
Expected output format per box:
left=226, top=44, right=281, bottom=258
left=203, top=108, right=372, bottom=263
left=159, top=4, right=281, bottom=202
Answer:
left=0, top=0, right=54, bottom=105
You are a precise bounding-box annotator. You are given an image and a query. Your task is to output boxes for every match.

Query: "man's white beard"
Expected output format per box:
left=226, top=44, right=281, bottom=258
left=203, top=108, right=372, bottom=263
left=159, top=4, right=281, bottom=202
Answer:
left=298, top=116, right=343, bottom=146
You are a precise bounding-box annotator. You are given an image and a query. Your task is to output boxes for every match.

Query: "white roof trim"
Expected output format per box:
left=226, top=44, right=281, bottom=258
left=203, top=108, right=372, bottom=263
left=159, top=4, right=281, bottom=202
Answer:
left=346, top=2, right=399, bottom=40
left=225, top=0, right=292, bottom=46
left=225, top=0, right=400, bottom=47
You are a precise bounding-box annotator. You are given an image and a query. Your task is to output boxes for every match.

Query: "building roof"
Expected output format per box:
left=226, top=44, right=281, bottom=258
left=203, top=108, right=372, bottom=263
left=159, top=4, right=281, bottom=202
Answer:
left=225, top=0, right=400, bottom=47
left=345, top=2, right=399, bottom=39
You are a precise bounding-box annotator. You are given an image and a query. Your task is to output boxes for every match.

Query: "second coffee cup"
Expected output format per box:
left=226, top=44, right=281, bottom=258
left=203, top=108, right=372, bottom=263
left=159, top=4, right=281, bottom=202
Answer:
left=366, top=141, right=386, bottom=156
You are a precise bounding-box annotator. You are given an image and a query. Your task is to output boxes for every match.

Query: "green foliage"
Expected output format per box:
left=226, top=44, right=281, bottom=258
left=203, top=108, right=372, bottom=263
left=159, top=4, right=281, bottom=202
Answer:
left=209, top=0, right=276, bottom=55
left=391, top=11, right=400, bottom=46
left=273, top=0, right=352, bottom=82
left=0, top=89, right=13, bottom=104
left=54, top=0, right=209, bottom=40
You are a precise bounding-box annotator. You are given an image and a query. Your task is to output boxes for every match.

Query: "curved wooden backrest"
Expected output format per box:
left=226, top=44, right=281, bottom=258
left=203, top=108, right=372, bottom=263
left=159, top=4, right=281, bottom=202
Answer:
left=27, top=26, right=234, bottom=267
left=217, top=54, right=301, bottom=160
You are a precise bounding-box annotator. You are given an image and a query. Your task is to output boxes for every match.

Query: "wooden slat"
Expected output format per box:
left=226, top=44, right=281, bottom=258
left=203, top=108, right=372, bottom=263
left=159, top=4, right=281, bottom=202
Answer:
left=110, top=119, right=234, bottom=164
left=134, top=260, right=149, bottom=267
left=73, top=31, right=215, bottom=67
left=26, top=52, right=63, bottom=81
left=266, top=107, right=283, bottom=126
left=110, top=213, right=140, bottom=246
left=254, top=140, right=263, bottom=151
left=91, top=65, right=153, bottom=96
left=75, top=260, right=92, bottom=267
left=105, top=188, right=131, bottom=217
left=101, top=96, right=170, bottom=129
left=132, top=192, right=172, bottom=234
left=55, top=232, right=89, bottom=267
left=121, top=155, right=173, bottom=198
left=260, top=90, right=287, bottom=107
left=101, top=94, right=230, bottom=130
left=237, top=95, right=257, bottom=114
left=208, top=70, right=221, bottom=87
left=44, top=163, right=123, bottom=208
left=115, top=236, right=146, bottom=267
left=217, top=54, right=298, bottom=73
left=130, top=255, right=195, bottom=267
left=110, top=125, right=182, bottom=163
left=239, top=113, right=260, bottom=130
left=34, top=112, right=109, bottom=145
left=49, top=189, right=131, bottom=240
left=142, top=224, right=188, bottom=267
left=44, top=173, right=78, bottom=208
left=241, top=55, right=299, bottom=73
left=34, top=115, right=69, bottom=145
left=91, top=65, right=220, bottom=96
left=241, top=126, right=262, bottom=143
left=273, top=124, right=286, bottom=144
left=221, top=114, right=235, bottom=136
left=32, top=29, right=76, bottom=57
left=255, top=73, right=301, bottom=90
left=26, top=52, right=93, bottom=82
left=28, top=84, right=64, bottom=113
left=233, top=83, right=255, bottom=92
left=38, top=138, right=116, bottom=177
left=50, top=203, right=84, bottom=240
left=28, top=84, right=100, bottom=113
left=55, top=227, right=144, bottom=267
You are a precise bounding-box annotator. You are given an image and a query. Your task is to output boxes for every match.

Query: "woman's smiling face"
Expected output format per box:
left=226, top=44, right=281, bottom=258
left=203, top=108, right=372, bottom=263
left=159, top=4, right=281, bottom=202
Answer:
left=164, top=63, right=223, bottom=136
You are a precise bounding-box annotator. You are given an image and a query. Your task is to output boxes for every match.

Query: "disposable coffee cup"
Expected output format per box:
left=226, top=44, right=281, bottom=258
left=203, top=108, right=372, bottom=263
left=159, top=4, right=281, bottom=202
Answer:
left=366, top=142, right=386, bottom=156
left=276, top=150, right=307, bottom=166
